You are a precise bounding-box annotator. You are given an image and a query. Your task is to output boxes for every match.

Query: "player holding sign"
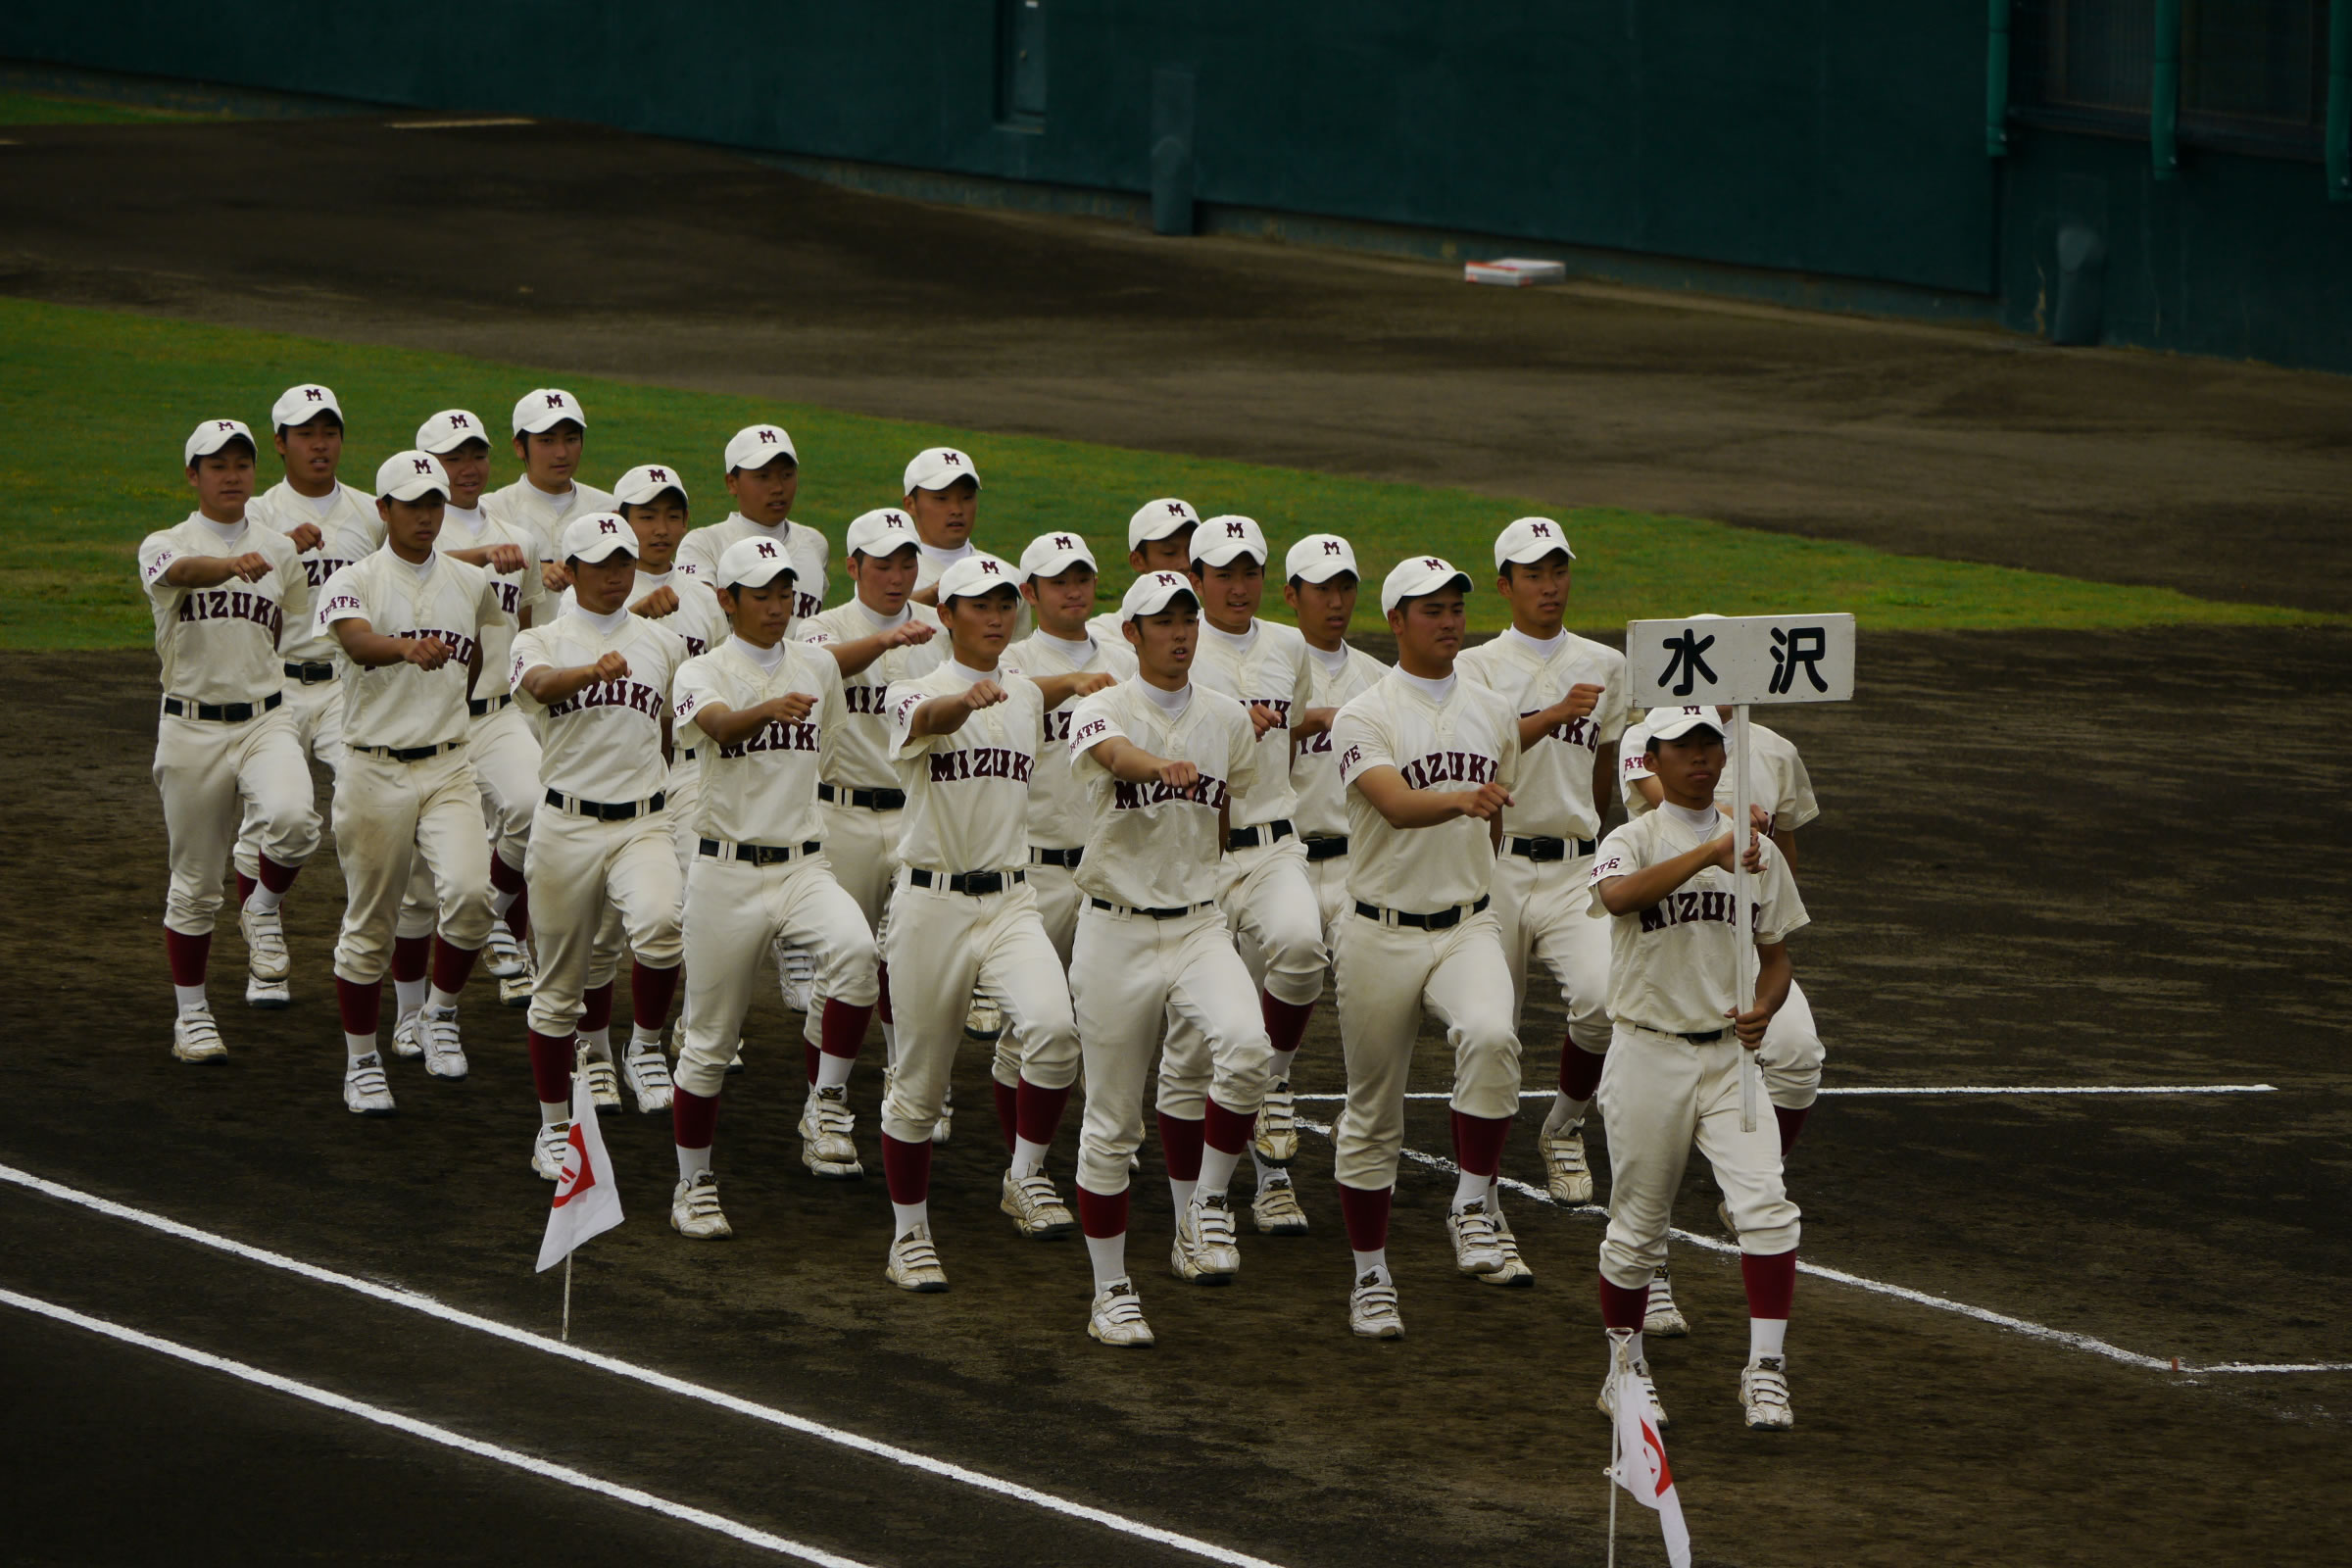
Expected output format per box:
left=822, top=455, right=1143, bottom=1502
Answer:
left=1327, top=557, right=1525, bottom=1338
left=1588, top=706, right=1806, bottom=1432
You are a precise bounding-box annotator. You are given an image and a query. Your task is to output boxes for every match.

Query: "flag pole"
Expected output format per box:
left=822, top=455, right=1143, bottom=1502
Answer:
left=564, top=1033, right=587, bottom=1345
left=1605, top=1334, right=1626, bottom=1568
left=563, top=1253, right=573, bottom=1343
left=1732, top=702, right=1759, bottom=1134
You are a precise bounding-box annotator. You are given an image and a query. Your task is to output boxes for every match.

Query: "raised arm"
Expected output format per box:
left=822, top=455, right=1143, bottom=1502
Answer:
left=689, top=691, right=816, bottom=749
left=518, top=650, right=630, bottom=706
left=903, top=678, right=1004, bottom=741
left=1083, top=731, right=1200, bottom=789
left=1593, top=829, right=1764, bottom=916
left=329, top=615, right=454, bottom=672
left=1517, top=682, right=1603, bottom=749
left=160, top=552, right=274, bottom=590
left=1349, top=763, right=1511, bottom=831
left=817, top=618, right=934, bottom=678
left=1033, top=669, right=1117, bottom=710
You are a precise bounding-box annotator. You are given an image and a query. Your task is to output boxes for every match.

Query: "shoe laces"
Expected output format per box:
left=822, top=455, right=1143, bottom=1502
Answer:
left=347, top=1054, right=389, bottom=1095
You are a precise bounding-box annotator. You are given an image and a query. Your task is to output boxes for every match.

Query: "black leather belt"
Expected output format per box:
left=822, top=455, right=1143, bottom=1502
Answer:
left=909, top=867, right=1025, bottom=896
left=1302, top=834, right=1348, bottom=861
left=679, top=746, right=697, bottom=761
left=1506, top=835, right=1597, bottom=861
left=1636, top=1022, right=1728, bottom=1045
left=1354, top=893, right=1492, bottom=930
left=283, top=662, right=337, bottom=684
left=354, top=740, right=464, bottom=762
left=1030, top=846, right=1084, bottom=868
left=163, top=692, right=283, bottom=723
left=1089, top=896, right=1211, bottom=920
left=545, top=788, right=666, bottom=821
left=819, top=782, right=906, bottom=810
left=700, top=837, right=820, bottom=866
left=468, top=694, right=513, bottom=717
left=1227, top=818, right=1296, bottom=851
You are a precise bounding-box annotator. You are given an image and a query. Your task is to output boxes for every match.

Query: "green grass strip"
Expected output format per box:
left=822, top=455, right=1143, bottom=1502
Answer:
left=0, top=91, right=211, bottom=125
left=0, top=296, right=2328, bottom=650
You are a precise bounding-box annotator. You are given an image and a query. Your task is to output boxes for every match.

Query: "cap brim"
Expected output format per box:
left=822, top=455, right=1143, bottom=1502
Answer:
left=1289, top=561, right=1356, bottom=583
left=1125, top=586, right=1200, bottom=619
left=726, top=565, right=797, bottom=588
left=1192, top=542, right=1266, bottom=568
left=1024, top=552, right=1097, bottom=580
left=380, top=483, right=448, bottom=503
left=568, top=542, right=635, bottom=564
left=1499, top=544, right=1577, bottom=565
left=517, top=415, right=585, bottom=435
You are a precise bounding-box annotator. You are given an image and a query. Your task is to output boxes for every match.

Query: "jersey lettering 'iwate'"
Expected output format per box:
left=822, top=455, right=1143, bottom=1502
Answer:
left=1068, top=680, right=1255, bottom=910
left=1004, top=630, right=1138, bottom=852
left=1618, top=713, right=1821, bottom=834
left=885, top=663, right=1044, bottom=874
left=510, top=612, right=688, bottom=803
left=676, top=514, right=829, bottom=623
left=439, top=507, right=545, bottom=695
left=1586, top=809, right=1809, bottom=1037
left=1188, top=617, right=1312, bottom=829
left=482, top=476, right=617, bottom=566
left=1332, top=671, right=1522, bottom=911
left=795, top=599, right=947, bottom=787
left=1454, top=628, right=1629, bottom=842
left=672, top=640, right=846, bottom=847
left=318, top=547, right=504, bottom=750
left=137, top=514, right=311, bottom=707
left=246, top=480, right=384, bottom=664
left=1290, top=642, right=1388, bottom=840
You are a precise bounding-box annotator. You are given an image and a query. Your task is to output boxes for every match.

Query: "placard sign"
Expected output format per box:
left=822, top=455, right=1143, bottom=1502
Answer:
left=1624, top=613, right=1855, bottom=709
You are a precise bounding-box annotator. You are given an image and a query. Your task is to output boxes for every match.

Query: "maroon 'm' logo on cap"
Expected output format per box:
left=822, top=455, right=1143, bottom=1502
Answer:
left=1423, top=558, right=1443, bottom=570
left=942, top=452, right=961, bottom=466
left=1053, top=535, right=1075, bottom=550
left=1531, top=521, right=1551, bottom=536
left=546, top=393, right=565, bottom=409
left=450, top=414, right=470, bottom=428
left=305, top=387, right=325, bottom=402
left=647, top=467, right=668, bottom=483
left=599, top=519, right=618, bottom=534
left=1322, top=540, right=1342, bottom=555
left=1166, top=502, right=1187, bottom=516
left=979, top=559, right=1000, bottom=574
left=215, top=420, right=236, bottom=432
left=757, top=542, right=777, bottom=558
left=1156, top=573, right=1179, bottom=587
left=759, top=429, right=779, bottom=444
left=412, top=458, right=432, bottom=474
left=886, top=513, right=906, bottom=526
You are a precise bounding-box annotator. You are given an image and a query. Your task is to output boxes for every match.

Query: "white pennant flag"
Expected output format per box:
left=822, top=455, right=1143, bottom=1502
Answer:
left=1611, top=1357, right=1693, bottom=1568
left=535, top=1077, right=624, bottom=1272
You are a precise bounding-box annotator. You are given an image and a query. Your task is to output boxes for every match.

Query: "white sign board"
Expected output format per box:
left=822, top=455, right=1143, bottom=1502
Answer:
left=1624, top=613, right=1856, bottom=709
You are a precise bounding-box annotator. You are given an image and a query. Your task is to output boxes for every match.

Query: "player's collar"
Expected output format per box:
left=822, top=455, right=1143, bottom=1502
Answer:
left=569, top=602, right=630, bottom=637
left=1499, top=623, right=1566, bottom=658
left=1395, top=667, right=1455, bottom=705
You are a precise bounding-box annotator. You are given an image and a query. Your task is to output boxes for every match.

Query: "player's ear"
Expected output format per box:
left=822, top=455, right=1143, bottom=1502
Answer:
left=376, top=496, right=395, bottom=525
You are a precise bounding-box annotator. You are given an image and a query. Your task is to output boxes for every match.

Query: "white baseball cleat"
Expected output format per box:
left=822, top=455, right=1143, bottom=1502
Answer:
left=497, top=945, right=535, bottom=1009
left=1170, top=1193, right=1241, bottom=1284
left=390, top=1010, right=424, bottom=1060
left=531, top=1121, right=569, bottom=1181
left=1447, top=1202, right=1508, bottom=1275
left=1540, top=1120, right=1594, bottom=1204
left=961, top=996, right=1004, bottom=1044
left=421, top=1005, right=468, bottom=1080
left=621, top=1041, right=672, bottom=1112
left=669, top=1171, right=733, bottom=1240
left=931, top=1085, right=954, bottom=1145
left=583, top=1058, right=622, bottom=1111
left=1643, top=1263, right=1690, bottom=1336
left=773, top=939, right=816, bottom=1014
left=1250, top=1174, right=1310, bottom=1235
left=171, top=1009, right=226, bottom=1064
left=1349, top=1271, right=1404, bottom=1340
left=243, top=971, right=290, bottom=1008
left=799, top=1085, right=863, bottom=1178
left=1251, top=1079, right=1298, bottom=1165
left=1478, top=1205, right=1535, bottom=1288
left=342, top=1053, right=396, bottom=1117
left=1740, top=1356, right=1794, bottom=1430
left=1087, top=1278, right=1156, bottom=1348
left=239, top=903, right=290, bottom=983
left=884, top=1224, right=949, bottom=1293
left=482, top=922, right=526, bottom=980
left=1597, top=1353, right=1670, bottom=1429
left=1000, top=1169, right=1075, bottom=1239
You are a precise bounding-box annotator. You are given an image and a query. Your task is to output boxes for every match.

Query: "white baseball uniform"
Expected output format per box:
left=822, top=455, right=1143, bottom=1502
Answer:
left=1290, top=639, right=1388, bottom=949
left=677, top=514, right=828, bottom=623
left=877, top=662, right=1079, bottom=1144
left=1065, top=679, right=1271, bottom=1197
left=670, top=636, right=878, bottom=1100
left=1328, top=670, right=1523, bottom=1193
left=483, top=475, right=619, bottom=566
left=1587, top=807, right=1808, bottom=1285
left=1455, top=627, right=1630, bottom=1055
left=138, top=513, right=319, bottom=938
left=316, top=548, right=503, bottom=982
left=1002, top=627, right=1140, bottom=960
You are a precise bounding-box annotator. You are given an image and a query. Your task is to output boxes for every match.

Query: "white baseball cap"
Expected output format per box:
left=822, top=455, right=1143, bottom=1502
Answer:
left=1379, top=554, right=1473, bottom=614
left=1121, top=569, right=1199, bottom=620
left=416, top=409, right=490, bottom=454
left=934, top=552, right=1017, bottom=605
left=612, top=463, right=689, bottom=508
left=725, top=423, right=798, bottom=472
left=1285, top=532, right=1358, bottom=584
left=904, top=447, right=980, bottom=494
left=559, top=513, right=636, bottom=564
left=1020, top=530, right=1098, bottom=581
left=846, top=507, right=919, bottom=559
left=1494, top=514, right=1577, bottom=570
left=1644, top=706, right=1726, bottom=743
left=270, top=383, right=342, bottom=432
left=513, top=388, right=586, bottom=436
left=715, top=536, right=798, bottom=590
left=1192, top=514, right=1268, bottom=569
left=184, top=417, right=256, bottom=465
left=374, top=450, right=452, bottom=503
left=1128, top=497, right=1200, bottom=549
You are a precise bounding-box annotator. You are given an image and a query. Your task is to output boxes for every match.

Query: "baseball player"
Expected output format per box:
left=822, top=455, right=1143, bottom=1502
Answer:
left=482, top=389, right=615, bottom=594
left=1082, top=498, right=1202, bottom=646
left=316, top=452, right=504, bottom=1111
left=139, top=419, right=319, bottom=1062
left=508, top=514, right=688, bottom=1178
left=1453, top=517, right=1629, bottom=1236
left=986, top=531, right=1140, bottom=1148
left=1064, top=569, right=1273, bottom=1345
left=233, top=382, right=382, bottom=1004
left=665, top=537, right=880, bottom=1240
left=675, top=423, right=827, bottom=624
left=1588, top=706, right=1806, bottom=1431
left=1327, top=557, right=1524, bottom=1339
left=1180, top=516, right=1328, bottom=1219
left=872, top=553, right=1109, bottom=1291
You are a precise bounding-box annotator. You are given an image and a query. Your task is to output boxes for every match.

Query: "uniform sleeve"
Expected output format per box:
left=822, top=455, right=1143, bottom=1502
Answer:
left=885, top=678, right=938, bottom=760
left=1617, top=722, right=1657, bottom=813
left=1451, top=643, right=1496, bottom=694
left=347, top=489, right=388, bottom=552
left=1754, top=847, right=1811, bottom=945
left=136, top=530, right=183, bottom=603
left=670, top=657, right=718, bottom=752
left=1776, top=741, right=1820, bottom=831
left=273, top=539, right=313, bottom=649
left=1332, top=700, right=1394, bottom=791
left=812, top=655, right=851, bottom=779
left=1493, top=697, right=1523, bottom=794
left=1289, top=643, right=1312, bottom=719
left=1065, top=691, right=1127, bottom=775
left=317, top=564, right=368, bottom=631
left=794, top=612, right=835, bottom=646
left=1595, top=650, right=1632, bottom=745
left=1586, top=824, right=1646, bottom=917
left=1225, top=706, right=1261, bottom=802
left=509, top=629, right=552, bottom=712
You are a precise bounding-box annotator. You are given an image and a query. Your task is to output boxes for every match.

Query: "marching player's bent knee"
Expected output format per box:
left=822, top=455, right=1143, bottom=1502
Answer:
left=438, top=885, right=498, bottom=954
left=990, top=1039, right=1021, bottom=1090
left=1011, top=1006, right=1082, bottom=1093
left=1730, top=1200, right=1801, bottom=1256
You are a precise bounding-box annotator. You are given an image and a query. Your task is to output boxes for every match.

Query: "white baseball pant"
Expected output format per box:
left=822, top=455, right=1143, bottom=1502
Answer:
left=153, top=705, right=318, bottom=936
left=1302, top=848, right=1350, bottom=957
left=392, top=701, right=540, bottom=940
left=676, top=853, right=878, bottom=1099
left=523, top=804, right=683, bottom=1038
left=329, top=747, right=495, bottom=983
left=1756, top=977, right=1825, bottom=1110
left=1491, top=850, right=1614, bottom=1054
left=234, top=674, right=342, bottom=881
left=1218, top=839, right=1327, bottom=1005
left=802, top=798, right=904, bottom=1049
left=990, top=855, right=1084, bottom=1091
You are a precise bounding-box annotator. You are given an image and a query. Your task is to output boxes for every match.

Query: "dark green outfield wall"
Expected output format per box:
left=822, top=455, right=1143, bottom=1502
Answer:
left=4, top=2, right=2345, bottom=369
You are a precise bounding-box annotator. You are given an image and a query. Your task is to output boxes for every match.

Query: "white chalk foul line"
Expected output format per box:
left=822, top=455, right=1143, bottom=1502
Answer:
left=1291, top=1119, right=2351, bottom=1377
left=0, top=1287, right=871, bottom=1568
left=1294, top=1084, right=2278, bottom=1102
left=387, top=117, right=536, bottom=129
left=0, top=1163, right=1285, bottom=1568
